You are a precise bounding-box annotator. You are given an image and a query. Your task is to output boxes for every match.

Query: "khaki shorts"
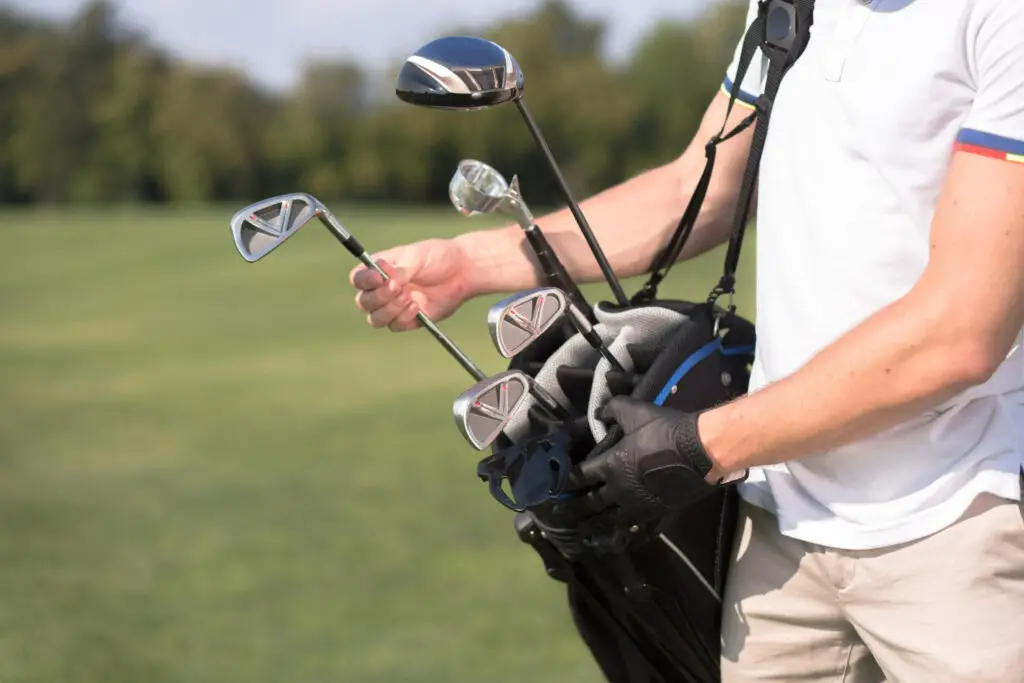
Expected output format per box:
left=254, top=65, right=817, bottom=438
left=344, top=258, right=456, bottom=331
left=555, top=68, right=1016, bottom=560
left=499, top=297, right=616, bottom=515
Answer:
left=720, top=491, right=1024, bottom=683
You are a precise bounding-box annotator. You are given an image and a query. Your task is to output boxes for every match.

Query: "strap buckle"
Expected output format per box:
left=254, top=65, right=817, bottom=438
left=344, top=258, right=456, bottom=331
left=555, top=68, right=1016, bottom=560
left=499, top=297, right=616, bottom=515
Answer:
left=708, top=281, right=736, bottom=337
left=764, top=0, right=799, bottom=54
left=712, top=292, right=735, bottom=337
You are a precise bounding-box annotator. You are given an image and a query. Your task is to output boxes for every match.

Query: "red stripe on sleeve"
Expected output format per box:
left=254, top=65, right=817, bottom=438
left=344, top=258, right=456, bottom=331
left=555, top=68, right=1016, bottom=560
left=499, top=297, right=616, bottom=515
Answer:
left=953, top=142, right=1010, bottom=160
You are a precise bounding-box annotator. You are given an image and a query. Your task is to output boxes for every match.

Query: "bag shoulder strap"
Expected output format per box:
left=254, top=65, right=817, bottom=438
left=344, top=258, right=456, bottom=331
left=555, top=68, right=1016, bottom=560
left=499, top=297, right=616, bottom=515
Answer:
left=635, top=0, right=816, bottom=306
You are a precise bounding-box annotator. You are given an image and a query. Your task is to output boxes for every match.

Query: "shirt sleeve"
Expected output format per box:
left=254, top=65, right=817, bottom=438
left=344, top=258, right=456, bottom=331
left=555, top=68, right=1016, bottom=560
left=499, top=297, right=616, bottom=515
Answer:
left=721, top=0, right=766, bottom=111
left=955, top=0, right=1024, bottom=164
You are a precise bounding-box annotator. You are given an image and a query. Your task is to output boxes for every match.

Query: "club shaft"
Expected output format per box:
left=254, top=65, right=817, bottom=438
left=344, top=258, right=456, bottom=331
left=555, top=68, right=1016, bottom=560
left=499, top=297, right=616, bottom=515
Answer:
left=313, top=210, right=487, bottom=381
left=527, top=381, right=573, bottom=420
left=514, top=99, right=628, bottom=306
left=594, top=343, right=626, bottom=373
left=523, top=225, right=595, bottom=323
left=356, top=252, right=488, bottom=381
left=567, top=305, right=626, bottom=373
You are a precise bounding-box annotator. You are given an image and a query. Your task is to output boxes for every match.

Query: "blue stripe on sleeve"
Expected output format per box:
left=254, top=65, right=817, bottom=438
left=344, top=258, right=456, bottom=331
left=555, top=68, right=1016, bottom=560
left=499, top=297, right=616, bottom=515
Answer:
left=956, top=128, right=1024, bottom=156
left=722, top=75, right=759, bottom=107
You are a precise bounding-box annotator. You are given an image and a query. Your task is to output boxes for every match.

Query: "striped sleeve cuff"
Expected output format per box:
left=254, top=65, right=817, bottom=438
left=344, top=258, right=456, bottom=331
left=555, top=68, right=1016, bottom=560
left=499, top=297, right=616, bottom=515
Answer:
left=954, top=129, right=1024, bottom=164
left=721, top=76, right=758, bottom=111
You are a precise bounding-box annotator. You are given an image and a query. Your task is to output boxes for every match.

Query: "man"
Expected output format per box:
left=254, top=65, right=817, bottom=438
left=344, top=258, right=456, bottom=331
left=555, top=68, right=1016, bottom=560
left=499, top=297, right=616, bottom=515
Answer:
left=351, top=0, right=1024, bottom=680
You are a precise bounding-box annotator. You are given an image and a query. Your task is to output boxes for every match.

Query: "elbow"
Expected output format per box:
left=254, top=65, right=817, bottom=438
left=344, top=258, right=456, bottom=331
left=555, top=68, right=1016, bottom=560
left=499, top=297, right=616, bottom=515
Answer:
left=909, top=288, right=1016, bottom=392
left=942, top=337, right=1009, bottom=390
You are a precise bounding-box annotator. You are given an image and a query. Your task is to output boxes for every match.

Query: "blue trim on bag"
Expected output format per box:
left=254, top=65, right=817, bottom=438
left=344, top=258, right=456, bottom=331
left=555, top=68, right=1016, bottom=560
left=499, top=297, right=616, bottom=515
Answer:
left=654, top=340, right=721, bottom=405
left=654, top=342, right=755, bottom=405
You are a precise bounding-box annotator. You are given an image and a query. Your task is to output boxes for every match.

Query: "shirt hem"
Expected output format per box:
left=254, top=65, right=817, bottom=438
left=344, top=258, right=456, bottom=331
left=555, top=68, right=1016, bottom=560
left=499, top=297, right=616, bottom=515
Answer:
left=737, top=463, right=1022, bottom=551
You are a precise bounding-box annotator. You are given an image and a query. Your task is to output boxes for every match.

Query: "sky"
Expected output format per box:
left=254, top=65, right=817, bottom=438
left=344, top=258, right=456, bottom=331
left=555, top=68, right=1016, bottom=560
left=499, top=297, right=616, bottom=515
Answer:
left=6, top=0, right=722, bottom=91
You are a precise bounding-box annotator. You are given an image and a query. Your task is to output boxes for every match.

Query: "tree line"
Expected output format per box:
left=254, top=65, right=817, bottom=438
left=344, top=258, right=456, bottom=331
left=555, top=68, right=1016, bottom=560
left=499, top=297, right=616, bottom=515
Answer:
left=0, top=0, right=747, bottom=206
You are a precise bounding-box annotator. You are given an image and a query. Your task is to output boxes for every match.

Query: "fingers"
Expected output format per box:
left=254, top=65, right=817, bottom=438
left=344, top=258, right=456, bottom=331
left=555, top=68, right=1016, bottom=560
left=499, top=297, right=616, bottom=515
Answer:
left=349, top=254, right=398, bottom=288
left=561, top=446, right=621, bottom=517
left=565, top=454, right=607, bottom=492
left=598, top=395, right=631, bottom=425
left=350, top=265, right=384, bottom=291
left=574, top=486, right=611, bottom=515
left=387, top=299, right=421, bottom=332
left=351, top=259, right=418, bottom=330
left=366, top=290, right=415, bottom=329
left=354, top=269, right=406, bottom=314
left=351, top=258, right=398, bottom=292
left=599, top=396, right=667, bottom=433
left=552, top=485, right=610, bottom=521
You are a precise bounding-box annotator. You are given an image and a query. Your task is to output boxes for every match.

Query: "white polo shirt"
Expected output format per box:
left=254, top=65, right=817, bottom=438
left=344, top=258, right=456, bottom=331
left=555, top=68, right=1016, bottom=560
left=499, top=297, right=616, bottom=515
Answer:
left=723, top=0, right=1024, bottom=550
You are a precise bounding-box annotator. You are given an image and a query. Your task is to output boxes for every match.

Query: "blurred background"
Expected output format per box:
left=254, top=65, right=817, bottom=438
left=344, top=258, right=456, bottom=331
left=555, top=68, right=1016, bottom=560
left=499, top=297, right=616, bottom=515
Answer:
left=0, top=1, right=755, bottom=681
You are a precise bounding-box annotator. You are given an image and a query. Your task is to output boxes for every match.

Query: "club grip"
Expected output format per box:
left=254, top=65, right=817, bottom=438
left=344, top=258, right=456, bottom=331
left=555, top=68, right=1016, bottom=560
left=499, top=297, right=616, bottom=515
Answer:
left=344, top=235, right=366, bottom=259
left=318, top=210, right=367, bottom=260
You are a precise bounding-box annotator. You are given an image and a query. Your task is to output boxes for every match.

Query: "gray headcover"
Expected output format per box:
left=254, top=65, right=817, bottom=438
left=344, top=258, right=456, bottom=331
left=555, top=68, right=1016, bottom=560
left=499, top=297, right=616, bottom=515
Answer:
left=501, top=305, right=687, bottom=444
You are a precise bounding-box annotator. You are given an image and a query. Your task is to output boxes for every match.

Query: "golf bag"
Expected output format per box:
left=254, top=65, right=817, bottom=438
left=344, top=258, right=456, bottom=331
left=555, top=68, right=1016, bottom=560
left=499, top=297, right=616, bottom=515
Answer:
left=473, top=2, right=815, bottom=681
left=488, top=299, right=754, bottom=683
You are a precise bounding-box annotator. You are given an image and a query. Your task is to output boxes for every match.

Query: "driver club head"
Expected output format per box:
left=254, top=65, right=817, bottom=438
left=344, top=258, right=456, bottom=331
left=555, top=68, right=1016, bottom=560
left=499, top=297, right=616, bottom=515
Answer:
left=395, top=36, right=524, bottom=110
left=453, top=370, right=532, bottom=450
left=231, top=193, right=321, bottom=262
left=487, top=287, right=569, bottom=358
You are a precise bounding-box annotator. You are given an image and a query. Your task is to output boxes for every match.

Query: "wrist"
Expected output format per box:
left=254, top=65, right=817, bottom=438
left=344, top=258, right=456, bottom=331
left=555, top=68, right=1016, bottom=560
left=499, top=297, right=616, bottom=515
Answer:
left=452, top=226, right=541, bottom=298
left=695, top=409, right=743, bottom=483
left=671, top=412, right=718, bottom=483
left=675, top=411, right=742, bottom=485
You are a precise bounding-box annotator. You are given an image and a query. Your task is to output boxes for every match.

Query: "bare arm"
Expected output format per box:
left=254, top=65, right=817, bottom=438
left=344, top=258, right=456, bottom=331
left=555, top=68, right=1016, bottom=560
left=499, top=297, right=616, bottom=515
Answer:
left=699, top=0, right=1024, bottom=481
left=700, top=151, right=1024, bottom=480
left=454, top=90, right=757, bottom=298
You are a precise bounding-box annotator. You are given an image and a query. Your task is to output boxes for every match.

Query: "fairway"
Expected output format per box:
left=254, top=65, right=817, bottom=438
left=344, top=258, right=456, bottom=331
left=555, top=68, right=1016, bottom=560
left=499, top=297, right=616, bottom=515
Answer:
left=0, top=205, right=755, bottom=683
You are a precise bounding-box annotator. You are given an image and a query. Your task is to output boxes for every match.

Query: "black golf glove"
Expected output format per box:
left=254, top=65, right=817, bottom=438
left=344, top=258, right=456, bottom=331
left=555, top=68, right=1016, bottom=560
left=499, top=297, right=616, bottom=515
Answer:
left=564, top=397, right=738, bottom=524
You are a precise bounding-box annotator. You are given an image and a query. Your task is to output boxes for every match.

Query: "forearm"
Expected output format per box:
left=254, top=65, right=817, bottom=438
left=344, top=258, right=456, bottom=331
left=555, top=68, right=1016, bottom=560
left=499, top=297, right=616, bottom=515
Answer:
left=699, top=151, right=1024, bottom=480
left=455, top=93, right=754, bottom=297
left=699, top=292, right=999, bottom=478
left=452, top=162, right=713, bottom=297
left=528, top=155, right=740, bottom=282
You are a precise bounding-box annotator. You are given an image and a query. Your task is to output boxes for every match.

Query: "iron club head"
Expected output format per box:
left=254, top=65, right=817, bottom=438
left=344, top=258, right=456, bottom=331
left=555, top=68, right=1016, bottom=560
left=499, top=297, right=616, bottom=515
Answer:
left=230, top=193, right=335, bottom=262
left=488, top=287, right=627, bottom=372
left=453, top=370, right=533, bottom=450
left=487, top=288, right=570, bottom=358
left=395, top=36, right=523, bottom=110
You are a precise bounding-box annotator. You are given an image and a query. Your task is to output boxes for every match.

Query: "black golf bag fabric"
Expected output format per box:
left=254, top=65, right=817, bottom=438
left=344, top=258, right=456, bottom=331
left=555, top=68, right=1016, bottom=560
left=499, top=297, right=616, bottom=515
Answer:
left=477, top=2, right=816, bottom=681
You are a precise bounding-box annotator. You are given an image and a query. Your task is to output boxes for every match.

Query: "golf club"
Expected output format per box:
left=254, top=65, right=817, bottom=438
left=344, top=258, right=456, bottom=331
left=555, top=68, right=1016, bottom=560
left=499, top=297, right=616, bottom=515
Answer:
left=395, top=35, right=628, bottom=306
left=488, top=288, right=626, bottom=373
left=230, top=192, right=571, bottom=423
left=452, top=370, right=533, bottom=450
left=452, top=367, right=574, bottom=449
left=449, top=158, right=594, bottom=323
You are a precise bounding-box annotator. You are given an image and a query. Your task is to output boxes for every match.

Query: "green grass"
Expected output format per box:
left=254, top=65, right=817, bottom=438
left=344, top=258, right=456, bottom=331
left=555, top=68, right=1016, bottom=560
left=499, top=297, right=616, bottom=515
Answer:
left=0, top=204, right=755, bottom=683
